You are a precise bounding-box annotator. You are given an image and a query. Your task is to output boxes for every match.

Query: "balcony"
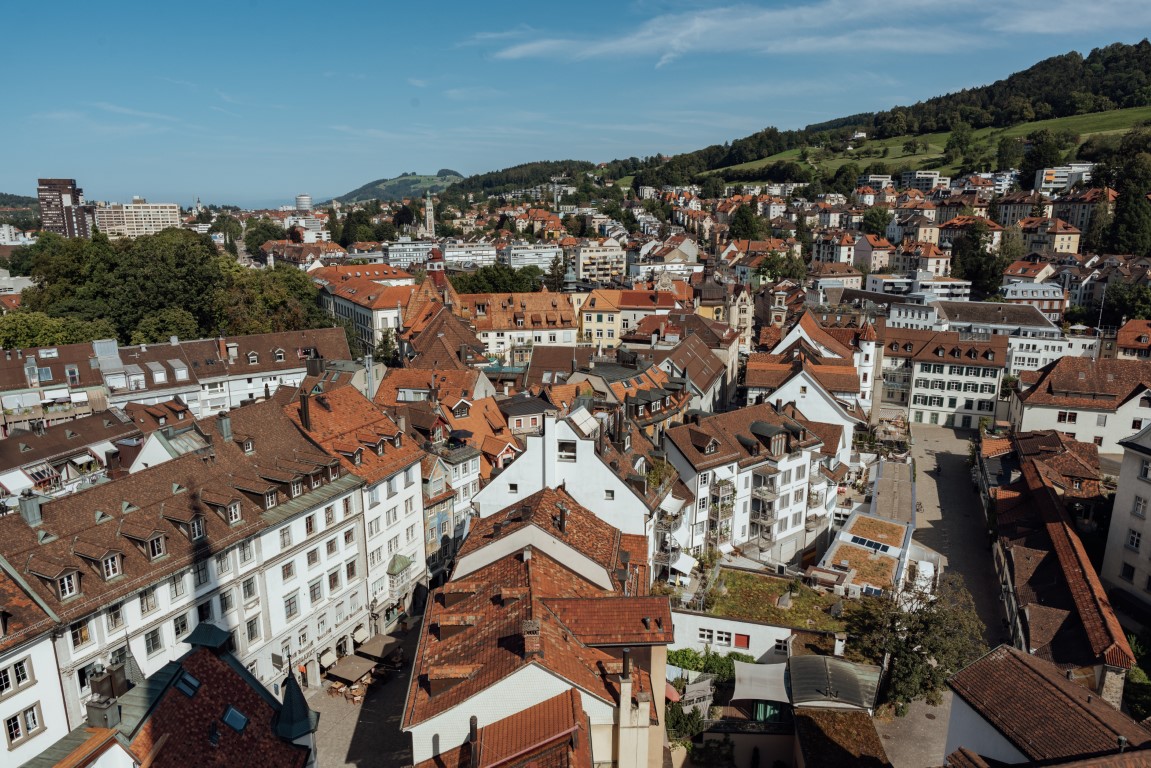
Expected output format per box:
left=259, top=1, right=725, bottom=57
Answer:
left=751, top=508, right=776, bottom=526
left=653, top=538, right=681, bottom=565
left=709, top=501, right=733, bottom=522
left=655, top=513, right=683, bottom=534
left=804, top=514, right=820, bottom=532
left=712, top=478, right=734, bottom=497
left=808, top=492, right=825, bottom=510
left=706, top=528, right=732, bottom=546
left=752, top=484, right=779, bottom=502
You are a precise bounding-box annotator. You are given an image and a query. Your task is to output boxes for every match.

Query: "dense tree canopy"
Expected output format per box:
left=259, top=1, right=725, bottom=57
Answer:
left=449, top=263, right=543, bottom=294
left=243, top=218, right=287, bottom=255
left=12, top=229, right=335, bottom=345
left=728, top=205, right=763, bottom=241
left=847, top=573, right=985, bottom=706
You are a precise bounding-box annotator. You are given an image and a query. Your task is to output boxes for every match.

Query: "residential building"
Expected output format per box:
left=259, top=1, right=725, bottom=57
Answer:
left=0, top=400, right=369, bottom=743
left=995, top=191, right=1052, bottom=228
left=25, top=629, right=319, bottom=768
left=900, top=170, right=950, bottom=191
left=37, top=178, right=92, bottom=238
left=808, top=262, right=863, bottom=291
left=657, top=334, right=727, bottom=412
left=566, top=354, right=691, bottom=442
left=385, top=237, right=437, bottom=269
left=452, top=292, right=578, bottom=360
left=500, top=241, right=562, bottom=270
left=663, top=404, right=843, bottom=568
left=402, top=487, right=671, bottom=768
left=93, top=199, right=181, bottom=238
left=286, top=387, right=426, bottom=634
left=1094, top=426, right=1151, bottom=614
left=0, top=567, right=66, bottom=763
left=573, top=238, right=626, bottom=282
left=1115, top=318, right=1151, bottom=360
left=880, top=328, right=1006, bottom=428
left=1015, top=216, right=1081, bottom=254
left=1009, top=357, right=1151, bottom=454
left=853, top=234, right=895, bottom=272
left=317, top=278, right=414, bottom=356
left=440, top=239, right=497, bottom=267
left=1033, top=162, right=1095, bottom=195
left=998, top=281, right=1067, bottom=323
left=945, top=646, right=1148, bottom=765
left=886, top=300, right=1065, bottom=377
left=865, top=272, right=972, bottom=301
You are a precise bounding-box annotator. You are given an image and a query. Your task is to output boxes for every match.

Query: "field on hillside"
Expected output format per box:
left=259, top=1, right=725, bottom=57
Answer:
left=703, top=105, right=1151, bottom=182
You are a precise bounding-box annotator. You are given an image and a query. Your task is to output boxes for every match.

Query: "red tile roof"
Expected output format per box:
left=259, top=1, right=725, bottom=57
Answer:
left=948, top=646, right=1151, bottom=762
left=130, top=647, right=310, bottom=768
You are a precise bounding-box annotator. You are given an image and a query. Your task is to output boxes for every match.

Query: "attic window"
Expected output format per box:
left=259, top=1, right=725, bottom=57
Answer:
left=274, top=349, right=285, bottom=362
left=353, top=450, right=362, bottom=466
left=935, top=348, right=944, bottom=357
left=190, top=517, right=205, bottom=540
left=704, top=440, right=717, bottom=455
left=247, top=352, right=258, bottom=365
left=265, top=491, right=278, bottom=509
left=987, top=352, right=995, bottom=361
left=392, top=434, right=402, bottom=449
left=453, top=403, right=470, bottom=418
left=102, top=555, right=121, bottom=580
left=148, top=536, right=166, bottom=560
left=291, top=479, right=303, bottom=497
left=58, top=573, right=78, bottom=599
left=227, top=502, right=242, bottom=524
left=328, top=465, right=339, bottom=481
left=243, top=439, right=254, bottom=454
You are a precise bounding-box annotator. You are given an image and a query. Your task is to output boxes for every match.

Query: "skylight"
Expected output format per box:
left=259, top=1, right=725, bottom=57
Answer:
left=222, top=705, right=248, bottom=732
left=175, top=671, right=201, bottom=697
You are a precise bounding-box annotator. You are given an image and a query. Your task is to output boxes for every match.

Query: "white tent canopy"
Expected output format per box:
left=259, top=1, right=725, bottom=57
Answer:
left=732, top=660, right=789, bottom=703
left=672, top=551, right=698, bottom=574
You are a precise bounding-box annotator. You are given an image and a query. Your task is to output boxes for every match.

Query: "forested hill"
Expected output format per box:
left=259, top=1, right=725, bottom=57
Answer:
left=0, top=193, right=37, bottom=208
left=447, top=160, right=595, bottom=197
left=631, top=40, right=1151, bottom=187
left=860, top=40, right=1151, bottom=137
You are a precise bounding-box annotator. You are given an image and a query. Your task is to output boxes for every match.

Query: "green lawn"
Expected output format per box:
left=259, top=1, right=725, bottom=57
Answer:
left=708, top=568, right=845, bottom=632
left=703, top=105, right=1151, bottom=182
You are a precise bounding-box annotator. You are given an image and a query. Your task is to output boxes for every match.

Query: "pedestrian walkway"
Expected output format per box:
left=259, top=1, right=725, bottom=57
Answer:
left=306, top=622, right=422, bottom=768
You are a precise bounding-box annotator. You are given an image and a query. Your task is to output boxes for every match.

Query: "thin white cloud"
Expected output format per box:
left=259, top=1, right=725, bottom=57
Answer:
left=407, top=78, right=428, bottom=88
left=981, top=0, right=1151, bottom=34
left=158, top=76, right=198, bottom=90
left=492, top=0, right=962, bottom=65
left=444, top=86, right=506, bottom=102
left=90, top=102, right=181, bottom=122
left=463, top=25, right=537, bottom=45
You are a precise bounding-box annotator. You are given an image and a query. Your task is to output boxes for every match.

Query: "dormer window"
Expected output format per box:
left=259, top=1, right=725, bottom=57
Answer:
left=987, top=352, right=995, bottom=361
left=190, top=517, right=205, bottom=541
left=275, top=349, right=285, bottom=362
left=148, top=536, right=166, bottom=560
left=376, top=441, right=385, bottom=456
left=58, top=572, right=78, bottom=599
left=247, top=352, right=258, bottom=365
left=265, top=491, right=278, bottom=509
left=242, top=439, right=254, bottom=454
left=328, top=465, right=339, bottom=481
left=392, top=434, right=402, bottom=449
left=353, top=450, right=363, bottom=466
left=291, top=479, right=303, bottom=497
left=453, top=403, right=470, bottom=418
left=704, top=440, right=718, bottom=455
left=102, top=555, right=121, bottom=579
left=311, top=474, right=321, bottom=490
left=227, top=502, right=242, bottom=524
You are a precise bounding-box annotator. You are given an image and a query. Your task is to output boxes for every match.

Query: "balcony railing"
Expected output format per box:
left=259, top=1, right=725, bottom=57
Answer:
left=804, top=514, right=820, bottom=532
left=706, top=528, right=732, bottom=545
left=653, top=539, right=681, bottom=565
left=709, top=502, right=733, bottom=522
left=655, top=513, right=683, bottom=534
left=712, top=478, right=734, bottom=497
left=751, top=485, right=778, bottom=502
left=752, top=509, right=776, bottom=526
left=808, top=492, right=825, bottom=509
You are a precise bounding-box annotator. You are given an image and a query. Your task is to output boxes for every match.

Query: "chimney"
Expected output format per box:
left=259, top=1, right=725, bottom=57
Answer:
left=618, top=647, right=633, bottom=714
left=18, top=491, right=42, bottom=526
left=218, top=411, right=233, bottom=442
left=299, top=393, right=312, bottom=431
left=503, top=382, right=510, bottom=397
left=469, top=716, right=479, bottom=768
left=557, top=502, right=568, bottom=534
left=833, top=632, right=846, bottom=657
left=522, top=619, right=541, bottom=658
left=621, top=647, right=631, bottom=680
left=217, top=337, right=226, bottom=360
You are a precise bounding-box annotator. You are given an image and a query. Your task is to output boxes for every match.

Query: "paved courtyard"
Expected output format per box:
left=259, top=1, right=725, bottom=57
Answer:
left=306, top=623, right=422, bottom=768
left=873, top=425, right=1007, bottom=768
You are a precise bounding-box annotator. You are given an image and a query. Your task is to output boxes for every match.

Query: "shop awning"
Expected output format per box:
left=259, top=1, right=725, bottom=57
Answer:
left=353, top=626, right=369, bottom=643
left=326, top=653, right=376, bottom=685
left=356, top=633, right=399, bottom=663
left=1, top=394, right=20, bottom=409
left=672, top=551, right=698, bottom=574
left=732, top=660, right=789, bottom=703
left=41, top=388, right=69, bottom=403
left=319, top=649, right=337, bottom=668
left=0, top=469, right=33, bottom=495
left=70, top=391, right=89, bottom=404
left=70, top=455, right=95, bottom=467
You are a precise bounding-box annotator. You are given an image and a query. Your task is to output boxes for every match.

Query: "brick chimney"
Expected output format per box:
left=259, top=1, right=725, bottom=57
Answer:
left=299, top=393, right=312, bottom=432
left=522, top=619, right=541, bottom=658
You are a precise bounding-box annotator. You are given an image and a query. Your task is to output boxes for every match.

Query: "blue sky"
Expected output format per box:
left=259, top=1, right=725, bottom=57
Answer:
left=3, top=1, right=1150, bottom=208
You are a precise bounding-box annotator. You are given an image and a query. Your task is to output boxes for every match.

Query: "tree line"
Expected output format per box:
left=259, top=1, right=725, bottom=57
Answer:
left=0, top=229, right=338, bottom=349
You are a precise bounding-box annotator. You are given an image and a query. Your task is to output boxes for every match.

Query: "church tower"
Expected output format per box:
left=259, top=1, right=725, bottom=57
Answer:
left=424, top=189, right=436, bottom=239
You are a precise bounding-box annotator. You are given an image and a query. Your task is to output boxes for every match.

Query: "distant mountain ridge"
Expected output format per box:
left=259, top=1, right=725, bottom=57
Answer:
left=329, top=170, right=463, bottom=204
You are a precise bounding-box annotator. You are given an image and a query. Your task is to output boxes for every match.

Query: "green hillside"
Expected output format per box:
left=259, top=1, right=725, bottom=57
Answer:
left=0, top=192, right=37, bottom=208
left=705, top=105, right=1151, bottom=182
left=332, top=170, right=464, bottom=204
